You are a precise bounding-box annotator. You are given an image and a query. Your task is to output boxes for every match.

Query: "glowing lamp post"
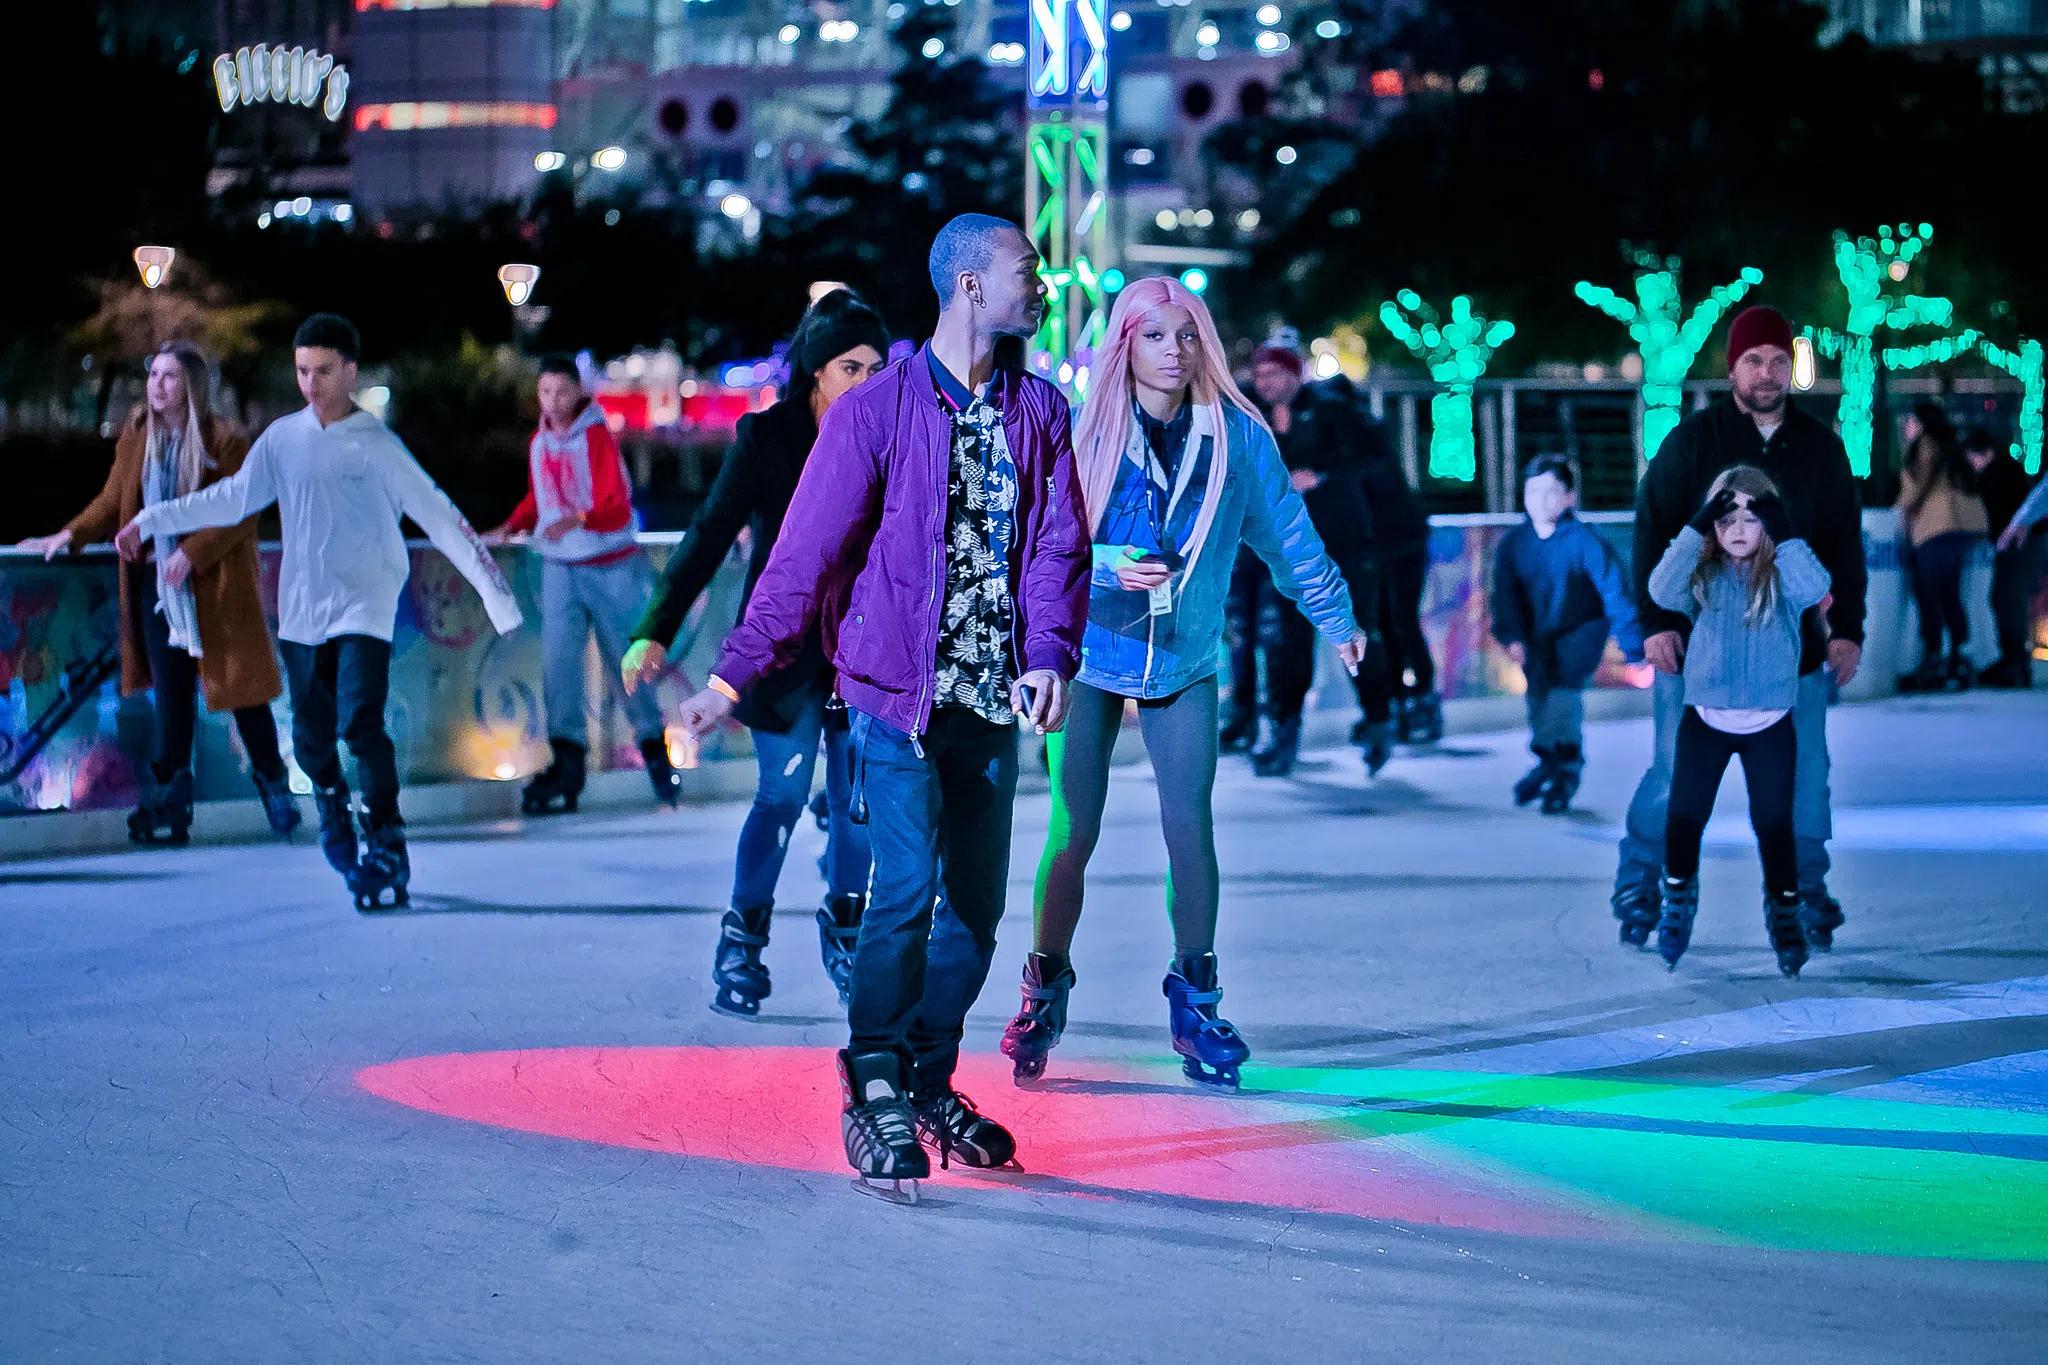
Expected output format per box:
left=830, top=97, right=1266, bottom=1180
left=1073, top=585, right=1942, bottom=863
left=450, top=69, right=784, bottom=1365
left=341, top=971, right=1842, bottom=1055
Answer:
left=1575, top=252, right=1762, bottom=461
left=1379, top=291, right=1515, bottom=482
left=133, top=245, right=176, bottom=290
left=497, top=263, right=541, bottom=307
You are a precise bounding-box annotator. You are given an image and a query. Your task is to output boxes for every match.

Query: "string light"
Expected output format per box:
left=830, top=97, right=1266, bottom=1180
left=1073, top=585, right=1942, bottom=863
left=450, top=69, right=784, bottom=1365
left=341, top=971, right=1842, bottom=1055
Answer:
left=1980, top=337, right=2045, bottom=475
left=1575, top=253, right=1762, bottom=459
left=1379, top=292, right=1515, bottom=481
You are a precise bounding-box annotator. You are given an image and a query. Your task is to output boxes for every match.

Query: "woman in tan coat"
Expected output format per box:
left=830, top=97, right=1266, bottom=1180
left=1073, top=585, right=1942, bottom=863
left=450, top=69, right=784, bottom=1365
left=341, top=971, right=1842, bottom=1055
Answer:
left=1897, top=400, right=1991, bottom=691
left=17, top=341, right=299, bottom=842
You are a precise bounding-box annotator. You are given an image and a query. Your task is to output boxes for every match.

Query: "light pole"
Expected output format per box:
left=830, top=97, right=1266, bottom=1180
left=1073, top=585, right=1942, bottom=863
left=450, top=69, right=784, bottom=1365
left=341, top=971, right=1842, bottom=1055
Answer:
left=497, top=263, right=546, bottom=349
left=133, top=245, right=176, bottom=347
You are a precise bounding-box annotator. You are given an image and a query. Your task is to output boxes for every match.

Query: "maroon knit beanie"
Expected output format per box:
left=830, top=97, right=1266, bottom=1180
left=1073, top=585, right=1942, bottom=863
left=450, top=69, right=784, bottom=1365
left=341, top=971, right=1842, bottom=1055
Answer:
left=1725, top=305, right=1795, bottom=371
left=1251, top=343, right=1305, bottom=377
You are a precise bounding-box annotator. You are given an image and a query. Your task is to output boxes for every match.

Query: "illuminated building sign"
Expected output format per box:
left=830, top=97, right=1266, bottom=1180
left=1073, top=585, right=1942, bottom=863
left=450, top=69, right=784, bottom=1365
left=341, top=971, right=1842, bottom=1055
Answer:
left=1029, top=0, right=1109, bottom=105
left=354, top=102, right=559, bottom=132
left=214, top=45, right=350, bottom=122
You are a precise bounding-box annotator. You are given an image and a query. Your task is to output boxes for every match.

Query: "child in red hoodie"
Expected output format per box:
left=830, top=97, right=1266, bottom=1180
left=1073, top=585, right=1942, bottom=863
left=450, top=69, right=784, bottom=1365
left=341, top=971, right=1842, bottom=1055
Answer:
left=488, top=354, right=678, bottom=810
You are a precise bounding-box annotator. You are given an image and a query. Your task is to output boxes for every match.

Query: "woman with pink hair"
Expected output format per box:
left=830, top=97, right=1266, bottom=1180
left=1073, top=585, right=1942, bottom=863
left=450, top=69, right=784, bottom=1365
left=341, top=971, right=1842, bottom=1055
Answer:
left=1000, top=276, right=1368, bottom=1089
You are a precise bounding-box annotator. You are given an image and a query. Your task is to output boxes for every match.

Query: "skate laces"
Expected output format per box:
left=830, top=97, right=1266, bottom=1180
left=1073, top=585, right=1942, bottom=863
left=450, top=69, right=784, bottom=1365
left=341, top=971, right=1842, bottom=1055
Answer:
left=913, top=1089, right=984, bottom=1170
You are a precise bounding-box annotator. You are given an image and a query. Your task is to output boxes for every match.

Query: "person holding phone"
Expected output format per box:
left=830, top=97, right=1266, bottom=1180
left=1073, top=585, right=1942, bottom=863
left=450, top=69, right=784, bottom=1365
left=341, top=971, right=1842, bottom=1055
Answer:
left=1001, top=276, right=1368, bottom=1090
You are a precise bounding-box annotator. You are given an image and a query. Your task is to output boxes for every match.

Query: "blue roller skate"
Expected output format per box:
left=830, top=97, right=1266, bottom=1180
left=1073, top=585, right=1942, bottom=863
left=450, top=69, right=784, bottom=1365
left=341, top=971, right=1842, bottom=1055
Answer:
left=1163, top=952, right=1250, bottom=1089
left=1656, top=876, right=1699, bottom=969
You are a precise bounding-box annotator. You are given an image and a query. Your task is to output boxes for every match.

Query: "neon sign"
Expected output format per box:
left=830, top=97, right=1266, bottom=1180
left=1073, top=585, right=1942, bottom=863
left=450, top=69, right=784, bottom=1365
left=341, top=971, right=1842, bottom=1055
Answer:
left=214, top=45, right=351, bottom=123
left=1029, top=0, right=1109, bottom=104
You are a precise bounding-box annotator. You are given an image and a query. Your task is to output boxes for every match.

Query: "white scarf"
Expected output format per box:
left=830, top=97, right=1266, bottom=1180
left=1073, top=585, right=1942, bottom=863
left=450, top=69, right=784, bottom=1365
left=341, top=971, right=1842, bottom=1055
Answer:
left=142, top=410, right=210, bottom=656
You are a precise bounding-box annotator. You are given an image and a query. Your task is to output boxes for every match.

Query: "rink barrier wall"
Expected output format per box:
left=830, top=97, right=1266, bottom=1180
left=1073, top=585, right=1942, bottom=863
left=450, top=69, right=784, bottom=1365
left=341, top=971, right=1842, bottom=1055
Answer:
left=0, top=511, right=2033, bottom=837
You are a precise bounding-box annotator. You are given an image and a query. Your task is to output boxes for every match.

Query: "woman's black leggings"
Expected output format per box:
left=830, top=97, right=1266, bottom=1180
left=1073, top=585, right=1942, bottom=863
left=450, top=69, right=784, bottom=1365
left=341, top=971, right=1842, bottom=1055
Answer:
left=1664, top=708, right=1797, bottom=895
left=1034, top=677, right=1220, bottom=958
left=133, top=567, right=284, bottom=784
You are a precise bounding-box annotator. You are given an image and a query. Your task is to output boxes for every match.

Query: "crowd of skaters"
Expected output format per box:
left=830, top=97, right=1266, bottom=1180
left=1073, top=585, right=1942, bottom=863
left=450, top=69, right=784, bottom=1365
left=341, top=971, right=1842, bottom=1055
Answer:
left=13, top=213, right=2046, bottom=1200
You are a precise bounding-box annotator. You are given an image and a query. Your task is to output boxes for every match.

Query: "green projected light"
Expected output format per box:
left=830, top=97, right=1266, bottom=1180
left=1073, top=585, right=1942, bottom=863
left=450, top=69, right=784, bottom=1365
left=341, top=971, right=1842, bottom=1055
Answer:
left=1380, top=291, right=1515, bottom=481
left=1576, top=252, right=1763, bottom=460
left=1980, top=337, right=2044, bottom=475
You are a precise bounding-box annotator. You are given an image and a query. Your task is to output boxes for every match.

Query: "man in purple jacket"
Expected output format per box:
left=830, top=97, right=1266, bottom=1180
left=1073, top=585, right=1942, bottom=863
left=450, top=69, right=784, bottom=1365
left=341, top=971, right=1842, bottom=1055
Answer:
left=677, top=214, right=1090, bottom=1200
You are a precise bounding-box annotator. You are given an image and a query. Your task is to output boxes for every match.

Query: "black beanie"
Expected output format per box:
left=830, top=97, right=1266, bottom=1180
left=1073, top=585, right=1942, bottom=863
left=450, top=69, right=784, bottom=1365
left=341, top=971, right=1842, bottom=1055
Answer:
left=788, top=289, right=890, bottom=381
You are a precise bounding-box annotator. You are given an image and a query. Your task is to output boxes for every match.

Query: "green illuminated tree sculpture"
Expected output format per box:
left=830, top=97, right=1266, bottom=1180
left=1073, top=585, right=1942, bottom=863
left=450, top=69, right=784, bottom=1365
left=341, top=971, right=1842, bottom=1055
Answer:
left=1575, top=251, right=1763, bottom=460
left=1979, top=337, right=2044, bottom=475
left=1378, top=291, right=1515, bottom=481
left=1811, top=224, right=1979, bottom=477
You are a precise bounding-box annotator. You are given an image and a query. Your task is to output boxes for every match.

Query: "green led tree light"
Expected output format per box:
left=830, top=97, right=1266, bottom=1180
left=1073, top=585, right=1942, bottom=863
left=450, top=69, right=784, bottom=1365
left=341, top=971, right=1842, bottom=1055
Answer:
left=1809, top=223, right=1977, bottom=477
left=1026, top=0, right=1111, bottom=393
left=1379, top=291, right=1515, bottom=481
left=1980, top=337, right=2044, bottom=475
left=1575, top=252, right=1763, bottom=460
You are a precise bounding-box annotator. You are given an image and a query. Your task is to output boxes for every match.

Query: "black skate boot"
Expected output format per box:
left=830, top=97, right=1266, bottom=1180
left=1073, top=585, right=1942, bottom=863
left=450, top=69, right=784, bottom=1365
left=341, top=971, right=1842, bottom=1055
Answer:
left=1897, top=650, right=1945, bottom=694
left=521, top=738, right=586, bottom=815
left=1163, top=952, right=1250, bottom=1089
left=1540, top=744, right=1583, bottom=815
left=352, top=817, right=410, bottom=912
left=1250, top=715, right=1301, bottom=777
left=1403, top=691, right=1445, bottom=744
left=710, top=905, right=772, bottom=1017
left=839, top=1049, right=928, bottom=1204
left=1000, top=951, right=1076, bottom=1085
left=313, top=785, right=359, bottom=883
left=1765, top=889, right=1809, bottom=979
left=1798, top=887, right=1846, bottom=953
left=912, top=1086, right=1019, bottom=1170
left=251, top=770, right=302, bottom=837
left=815, top=893, right=865, bottom=1008
left=1218, top=704, right=1257, bottom=755
left=1513, top=747, right=1557, bottom=807
left=1358, top=719, right=1396, bottom=777
left=127, top=767, right=194, bottom=846
left=1945, top=652, right=1976, bottom=692
left=639, top=736, right=682, bottom=807
left=1656, top=876, right=1699, bottom=969
left=1612, top=876, right=1660, bottom=948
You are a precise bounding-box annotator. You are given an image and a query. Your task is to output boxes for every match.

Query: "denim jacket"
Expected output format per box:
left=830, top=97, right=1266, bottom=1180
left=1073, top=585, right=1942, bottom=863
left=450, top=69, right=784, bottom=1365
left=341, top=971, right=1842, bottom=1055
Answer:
left=1078, top=401, right=1356, bottom=698
left=1648, top=526, right=1831, bottom=710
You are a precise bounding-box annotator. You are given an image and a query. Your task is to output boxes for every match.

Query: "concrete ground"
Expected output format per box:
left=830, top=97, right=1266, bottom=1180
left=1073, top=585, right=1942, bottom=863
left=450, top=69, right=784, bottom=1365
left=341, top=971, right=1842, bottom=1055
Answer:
left=4, top=691, right=2045, bottom=1363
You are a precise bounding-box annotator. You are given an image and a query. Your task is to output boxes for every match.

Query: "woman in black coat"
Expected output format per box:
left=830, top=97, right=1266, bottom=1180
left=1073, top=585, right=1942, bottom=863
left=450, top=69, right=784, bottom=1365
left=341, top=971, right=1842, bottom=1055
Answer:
left=622, top=290, right=890, bottom=1017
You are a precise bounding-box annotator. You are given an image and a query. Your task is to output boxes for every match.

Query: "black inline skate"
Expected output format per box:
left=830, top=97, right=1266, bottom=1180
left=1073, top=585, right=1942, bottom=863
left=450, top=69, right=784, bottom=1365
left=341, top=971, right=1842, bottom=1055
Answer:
left=252, top=770, right=302, bottom=837
left=521, top=738, right=586, bottom=815
left=1656, top=876, right=1699, bottom=969
left=127, top=767, right=194, bottom=846
left=816, top=893, right=865, bottom=1008
left=710, top=905, right=772, bottom=1017
left=639, top=736, right=682, bottom=807
left=1000, top=951, right=1076, bottom=1085
left=352, top=817, right=410, bottom=911
left=1765, top=890, right=1809, bottom=978
left=313, top=785, right=359, bottom=885
left=1540, top=743, right=1583, bottom=815
left=1798, top=888, right=1846, bottom=953
left=1513, top=747, right=1557, bottom=807
left=1611, top=876, right=1660, bottom=949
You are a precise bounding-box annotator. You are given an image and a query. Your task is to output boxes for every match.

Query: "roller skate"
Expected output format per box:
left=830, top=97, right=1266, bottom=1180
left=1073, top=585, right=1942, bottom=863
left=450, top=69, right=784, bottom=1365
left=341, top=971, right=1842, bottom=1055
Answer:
left=1218, top=704, right=1257, bottom=755
left=521, top=738, right=585, bottom=815
left=1798, top=887, right=1846, bottom=953
left=252, top=770, right=302, bottom=837
left=710, top=905, right=772, bottom=1017
left=1540, top=744, right=1583, bottom=815
left=1250, top=715, right=1300, bottom=777
left=313, top=785, right=359, bottom=885
left=1765, top=890, right=1809, bottom=979
left=1358, top=719, right=1396, bottom=777
left=1612, top=876, right=1660, bottom=949
left=816, top=893, right=865, bottom=1008
left=640, top=736, right=682, bottom=807
left=1513, top=747, right=1557, bottom=807
left=839, top=1050, right=928, bottom=1205
left=1401, top=691, right=1444, bottom=744
left=1163, top=952, right=1250, bottom=1089
left=912, top=1087, right=1019, bottom=1170
left=1656, top=875, right=1699, bottom=969
left=127, top=767, right=193, bottom=846
left=351, top=817, right=410, bottom=911
left=1000, top=951, right=1075, bottom=1085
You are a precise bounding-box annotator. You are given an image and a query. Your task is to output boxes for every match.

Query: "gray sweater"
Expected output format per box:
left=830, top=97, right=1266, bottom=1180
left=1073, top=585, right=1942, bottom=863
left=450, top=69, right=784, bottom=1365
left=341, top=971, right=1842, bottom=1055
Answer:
left=1648, top=527, right=1831, bottom=710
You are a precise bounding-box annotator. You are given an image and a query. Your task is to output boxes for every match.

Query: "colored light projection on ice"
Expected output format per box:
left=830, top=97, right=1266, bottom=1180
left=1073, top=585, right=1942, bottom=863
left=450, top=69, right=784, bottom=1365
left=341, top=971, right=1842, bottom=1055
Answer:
left=1575, top=253, right=1763, bottom=461
left=359, top=1044, right=2047, bottom=1262
left=1378, top=292, right=1515, bottom=482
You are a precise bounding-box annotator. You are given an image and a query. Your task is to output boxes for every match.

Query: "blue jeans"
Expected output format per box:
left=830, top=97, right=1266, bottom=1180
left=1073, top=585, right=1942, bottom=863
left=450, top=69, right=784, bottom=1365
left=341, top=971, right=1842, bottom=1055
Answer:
left=541, top=555, right=666, bottom=746
left=1616, top=669, right=1833, bottom=897
left=847, top=707, right=1019, bottom=1093
left=731, top=688, right=870, bottom=910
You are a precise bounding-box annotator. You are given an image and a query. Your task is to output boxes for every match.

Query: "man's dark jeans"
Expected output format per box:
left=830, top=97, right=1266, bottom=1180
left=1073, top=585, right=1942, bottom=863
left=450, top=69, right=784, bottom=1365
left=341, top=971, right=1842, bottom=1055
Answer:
left=846, top=706, right=1019, bottom=1094
left=279, top=636, right=400, bottom=827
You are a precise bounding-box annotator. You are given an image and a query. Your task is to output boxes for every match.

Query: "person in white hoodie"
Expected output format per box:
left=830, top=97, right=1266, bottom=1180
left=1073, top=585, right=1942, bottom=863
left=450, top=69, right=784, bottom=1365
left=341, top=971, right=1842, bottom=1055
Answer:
left=116, top=313, right=523, bottom=909
left=485, top=354, right=676, bottom=813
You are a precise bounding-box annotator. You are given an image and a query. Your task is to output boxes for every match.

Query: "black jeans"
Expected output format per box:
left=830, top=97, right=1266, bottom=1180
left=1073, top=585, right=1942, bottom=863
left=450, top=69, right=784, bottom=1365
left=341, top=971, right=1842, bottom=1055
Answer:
left=1910, top=531, right=1981, bottom=654
left=132, top=567, right=284, bottom=785
left=1991, top=533, right=2047, bottom=667
left=1665, top=708, right=1797, bottom=895
left=1223, top=550, right=1317, bottom=725
left=847, top=707, right=1019, bottom=1094
left=1378, top=542, right=1435, bottom=696
left=279, top=635, right=400, bottom=827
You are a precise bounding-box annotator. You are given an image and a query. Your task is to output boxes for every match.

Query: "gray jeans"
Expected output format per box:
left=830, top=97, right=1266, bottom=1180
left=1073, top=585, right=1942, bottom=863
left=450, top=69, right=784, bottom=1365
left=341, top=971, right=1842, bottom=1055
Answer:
left=1526, top=685, right=1584, bottom=751
left=1615, top=669, right=1833, bottom=895
left=541, top=555, right=665, bottom=746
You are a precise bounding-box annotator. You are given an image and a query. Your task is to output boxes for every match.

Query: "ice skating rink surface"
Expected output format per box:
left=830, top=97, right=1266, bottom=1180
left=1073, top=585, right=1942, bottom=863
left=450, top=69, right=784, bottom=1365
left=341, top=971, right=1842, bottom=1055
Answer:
left=5, top=692, right=2046, bottom=1362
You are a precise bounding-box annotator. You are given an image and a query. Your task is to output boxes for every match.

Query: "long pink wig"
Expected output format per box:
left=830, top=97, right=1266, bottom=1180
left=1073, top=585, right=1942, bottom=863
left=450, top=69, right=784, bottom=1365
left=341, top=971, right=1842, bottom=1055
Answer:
left=1072, top=276, right=1269, bottom=590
